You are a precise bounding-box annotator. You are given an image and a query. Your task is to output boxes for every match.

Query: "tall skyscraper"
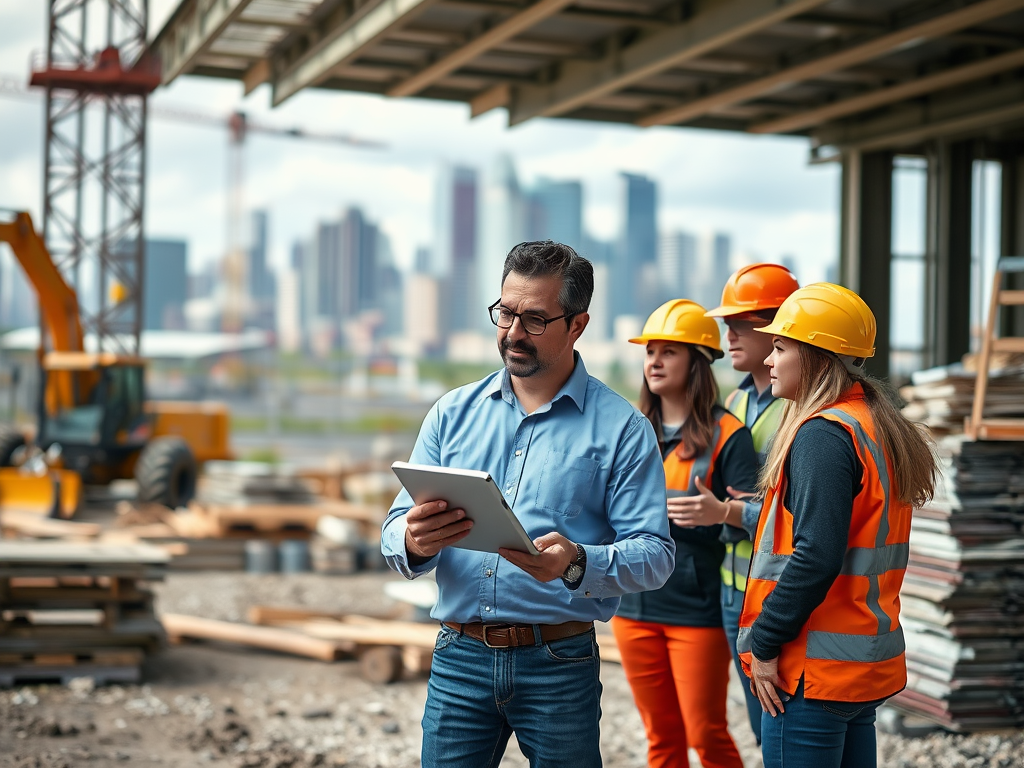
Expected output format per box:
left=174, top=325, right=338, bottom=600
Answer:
left=143, top=239, right=187, bottom=330
left=529, top=178, right=583, bottom=251
left=434, top=164, right=478, bottom=332
left=479, top=156, right=526, bottom=330
left=658, top=231, right=697, bottom=302
left=612, top=172, right=658, bottom=327
left=695, top=232, right=733, bottom=307
left=247, top=211, right=276, bottom=330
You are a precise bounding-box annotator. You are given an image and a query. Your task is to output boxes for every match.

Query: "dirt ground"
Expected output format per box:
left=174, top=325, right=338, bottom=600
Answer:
left=1, top=571, right=1022, bottom=768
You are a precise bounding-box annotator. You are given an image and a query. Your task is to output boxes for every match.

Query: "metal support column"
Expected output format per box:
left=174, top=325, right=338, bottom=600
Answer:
left=1000, top=144, right=1024, bottom=338
left=926, top=140, right=973, bottom=367
left=840, top=150, right=893, bottom=378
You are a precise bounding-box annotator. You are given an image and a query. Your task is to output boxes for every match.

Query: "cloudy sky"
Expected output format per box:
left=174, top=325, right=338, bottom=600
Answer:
left=0, top=2, right=841, bottom=283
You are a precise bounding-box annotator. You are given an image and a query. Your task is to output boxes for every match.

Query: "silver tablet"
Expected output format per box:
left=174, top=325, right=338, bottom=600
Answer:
left=391, top=461, right=540, bottom=555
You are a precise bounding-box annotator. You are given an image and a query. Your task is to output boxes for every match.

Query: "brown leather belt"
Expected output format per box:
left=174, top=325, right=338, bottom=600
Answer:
left=442, top=621, right=593, bottom=649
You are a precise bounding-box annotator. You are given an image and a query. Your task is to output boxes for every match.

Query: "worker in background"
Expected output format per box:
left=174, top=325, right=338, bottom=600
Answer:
left=612, top=299, right=758, bottom=768
left=704, top=262, right=800, bottom=745
left=381, top=241, right=676, bottom=768
left=738, top=284, right=938, bottom=767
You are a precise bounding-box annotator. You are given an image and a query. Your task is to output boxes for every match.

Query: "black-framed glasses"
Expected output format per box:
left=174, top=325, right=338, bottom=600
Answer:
left=488, top=300, right=571, bottom=336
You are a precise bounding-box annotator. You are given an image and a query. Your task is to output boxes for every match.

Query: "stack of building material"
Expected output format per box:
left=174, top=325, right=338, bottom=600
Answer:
left=0, top=542, right=168, bottom=686
left=199, top=461, right=319, bottom=506
left=892, top=437, right=1024, bottom=731
left=900, top=357, right=1024, bottom=435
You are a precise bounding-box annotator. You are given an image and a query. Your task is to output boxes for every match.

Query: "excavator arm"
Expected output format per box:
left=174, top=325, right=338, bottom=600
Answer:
left=0, top=210, right=90, bottom=412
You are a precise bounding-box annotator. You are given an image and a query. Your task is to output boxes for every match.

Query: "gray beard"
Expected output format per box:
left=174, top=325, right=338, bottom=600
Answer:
left=500, top=339, right=543, bottom=378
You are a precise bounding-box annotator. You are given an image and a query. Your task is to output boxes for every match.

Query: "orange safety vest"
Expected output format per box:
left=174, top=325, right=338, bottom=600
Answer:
left=663, top=408, right=745, bottom=495
left=737, top=385, right=911, bottom=702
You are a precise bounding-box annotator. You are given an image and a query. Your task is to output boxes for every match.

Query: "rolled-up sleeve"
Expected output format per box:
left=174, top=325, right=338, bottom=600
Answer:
left=574, top=412, right=674, bottom=599
left=381, top=402, right=441, bottom=579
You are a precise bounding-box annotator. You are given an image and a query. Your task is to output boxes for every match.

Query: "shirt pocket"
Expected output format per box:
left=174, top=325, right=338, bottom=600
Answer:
left=535, top=451, right=600, bottom=518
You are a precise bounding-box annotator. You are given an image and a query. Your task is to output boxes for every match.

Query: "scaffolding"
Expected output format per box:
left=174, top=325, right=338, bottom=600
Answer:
left=31, top=0, right=160, bottom=356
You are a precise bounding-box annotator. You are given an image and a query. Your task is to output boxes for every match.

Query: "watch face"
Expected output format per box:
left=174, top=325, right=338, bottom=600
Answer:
left=564, top=564, right=582, bottom=582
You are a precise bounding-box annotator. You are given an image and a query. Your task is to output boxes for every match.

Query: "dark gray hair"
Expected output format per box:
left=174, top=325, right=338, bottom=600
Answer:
left=501, top=241, right=594, bottom=320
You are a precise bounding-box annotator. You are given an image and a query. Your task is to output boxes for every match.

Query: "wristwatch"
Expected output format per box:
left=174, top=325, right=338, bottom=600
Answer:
left=561, top=542, right=587, bottom=585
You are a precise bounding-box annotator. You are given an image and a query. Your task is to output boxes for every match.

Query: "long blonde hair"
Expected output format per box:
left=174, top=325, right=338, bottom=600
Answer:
left=759, top=342, right=937, bottom=507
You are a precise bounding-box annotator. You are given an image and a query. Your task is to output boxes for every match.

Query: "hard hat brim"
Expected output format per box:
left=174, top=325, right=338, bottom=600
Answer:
left=704, top=304, right=754, bottom=318
left=628, top=335, right=724, bottom=359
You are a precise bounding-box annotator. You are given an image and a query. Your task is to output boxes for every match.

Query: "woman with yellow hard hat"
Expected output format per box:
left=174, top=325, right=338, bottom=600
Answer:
left=737, top=283, right=937, bottom=768
left=613, top=299, right=758, bottom=768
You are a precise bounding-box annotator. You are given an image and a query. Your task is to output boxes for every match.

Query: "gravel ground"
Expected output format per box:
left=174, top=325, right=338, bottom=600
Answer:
left=1, top=571, right=1021, bottom=767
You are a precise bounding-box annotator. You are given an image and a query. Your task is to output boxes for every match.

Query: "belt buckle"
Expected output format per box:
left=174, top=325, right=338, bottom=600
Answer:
left=481, top=624, right=508, bottom=648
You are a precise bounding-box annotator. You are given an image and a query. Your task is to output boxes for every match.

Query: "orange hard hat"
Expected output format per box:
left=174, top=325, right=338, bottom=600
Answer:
left=629, top=299, right=724, bottom=360
left=705, top=263, right=799, bottom=318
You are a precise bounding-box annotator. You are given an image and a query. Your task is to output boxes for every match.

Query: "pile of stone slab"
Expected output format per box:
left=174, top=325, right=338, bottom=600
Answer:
left=892, top=437, right=1024, bottom=730
left=0, top=542, right=168, bottom=686
left=900, top=358, right=1024, bottom=436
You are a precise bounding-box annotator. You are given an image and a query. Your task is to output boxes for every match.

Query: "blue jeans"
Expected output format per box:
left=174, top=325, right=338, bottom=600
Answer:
left=761, top=678, right=885, bottom=768
left=421, top=624, right=603, bottom=768
left=721, top=584, right=762, bottom=745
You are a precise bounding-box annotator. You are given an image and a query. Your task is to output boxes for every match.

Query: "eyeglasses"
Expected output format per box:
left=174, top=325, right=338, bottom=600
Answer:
left=724, top=318, right=767, bottom=333
left=488, top=300, right=571, bottom=336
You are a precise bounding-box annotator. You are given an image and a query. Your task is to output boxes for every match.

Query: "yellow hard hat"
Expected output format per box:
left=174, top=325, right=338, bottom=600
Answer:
left=755, top=283, right=875, bottom=359
left=629, top=299, right=724, bottom=359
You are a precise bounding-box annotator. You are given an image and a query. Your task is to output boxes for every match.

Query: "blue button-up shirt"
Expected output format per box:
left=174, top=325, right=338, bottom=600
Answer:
left=381, top=355, right=675, bottom=625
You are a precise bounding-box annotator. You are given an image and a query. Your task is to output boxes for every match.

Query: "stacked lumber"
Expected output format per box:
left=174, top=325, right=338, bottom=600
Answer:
left=0, top=542, right=168, bottom=686
left=892, top=438, right=1024, bottom=731
left=162, top=606, right=436, bottom=684
left=900, top=356, right=1024, bottom=435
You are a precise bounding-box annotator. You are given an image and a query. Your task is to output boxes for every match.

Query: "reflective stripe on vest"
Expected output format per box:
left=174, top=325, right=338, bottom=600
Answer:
left=721, top=538, right=753, bottom=590
left=736, top=388, right=911, bottom=701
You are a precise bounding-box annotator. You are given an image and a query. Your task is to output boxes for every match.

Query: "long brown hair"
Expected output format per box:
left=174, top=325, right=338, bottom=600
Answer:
left=639, top=344, right=720, bottom=459
left=759, top=341, right=937, bottom=507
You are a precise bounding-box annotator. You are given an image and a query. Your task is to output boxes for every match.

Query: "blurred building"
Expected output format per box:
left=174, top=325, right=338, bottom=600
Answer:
left=143, top=239, right=187, bottom=331
left=658, top=230, right=697, bottom=303
left=434, top=164, right=478, bottom=333
left=529, top=178, right=583, bottom=251
left=695, top=232, right=733, bottom=308
left=247, top=211, right=276, bottom=331
left=275, top=265, right=301, bottom=353
left=478, top=156, right=526, bottom=330
left=0, top=253, right=36, bottom=329
left=404, top=271, right=442, bottom=357
left=613, top=172, right=658, bottom=330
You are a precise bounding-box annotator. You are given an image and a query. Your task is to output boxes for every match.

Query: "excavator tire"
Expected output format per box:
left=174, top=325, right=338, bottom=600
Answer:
left=135, top=437, right=197, bottom=508
left=0, top=427, right=26, bottom=467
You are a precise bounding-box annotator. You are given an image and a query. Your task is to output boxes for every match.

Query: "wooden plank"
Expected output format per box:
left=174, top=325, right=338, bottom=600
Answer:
left=0, top=511, right=101, bottom=538
left=160, top=613, right=343, bottom=661
left=997, top=290, right=1024, bottom=305
left=0, top=542, right=169, bottom=566
left=276, top=617, right=441, bottom=648
left=248, top=605, right=353, bottom=625
left=991, top=337, right=1024, bottom=353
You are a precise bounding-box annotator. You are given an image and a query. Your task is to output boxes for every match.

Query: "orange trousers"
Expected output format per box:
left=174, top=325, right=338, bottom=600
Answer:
left=611, top=616, right=743, bottom=768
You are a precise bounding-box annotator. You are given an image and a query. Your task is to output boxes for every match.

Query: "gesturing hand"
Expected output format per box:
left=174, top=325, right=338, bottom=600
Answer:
left=500, top=532, right=576, bottom=583
left=667, top=477, right=728, bottom=528
left=404, top=500, right=474, bottom=561
left=750, top=655, right=789, bottom=717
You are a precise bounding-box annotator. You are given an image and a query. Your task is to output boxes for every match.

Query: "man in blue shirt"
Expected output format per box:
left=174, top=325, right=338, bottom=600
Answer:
left=382, top=241, right=675, bottom=768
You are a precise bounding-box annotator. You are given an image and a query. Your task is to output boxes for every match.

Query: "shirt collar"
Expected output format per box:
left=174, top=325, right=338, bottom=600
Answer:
left=739, top=373, right=775, bottom=404
left=485, top=352, right=589, bottom=414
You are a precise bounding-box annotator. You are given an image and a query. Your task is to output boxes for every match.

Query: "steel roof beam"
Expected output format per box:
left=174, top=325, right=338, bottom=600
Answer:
left=638, top=0, right=1024, bottom=128
left=152, top=0, right=260, bottom=84
left=751, top=47, right=1024, bottom=134
left=506, top=0, right=831, bottom=125
left=271, top=0, right=438, bottom=107
left=812, top=78, right=1024, bottom=150
left=386, top=0, right=575, bottom=98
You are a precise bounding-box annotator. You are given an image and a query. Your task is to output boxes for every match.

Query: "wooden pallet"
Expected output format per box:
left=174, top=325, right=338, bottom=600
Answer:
left=0, top=648, right=143, bottom=687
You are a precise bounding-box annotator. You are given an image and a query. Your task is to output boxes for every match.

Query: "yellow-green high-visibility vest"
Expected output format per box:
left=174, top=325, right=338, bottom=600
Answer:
left=720, top=388, right=785, bottom=592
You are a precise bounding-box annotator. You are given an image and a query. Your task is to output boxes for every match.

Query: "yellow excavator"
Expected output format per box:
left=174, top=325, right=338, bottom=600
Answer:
left=0, top=210, right=231, bottom=516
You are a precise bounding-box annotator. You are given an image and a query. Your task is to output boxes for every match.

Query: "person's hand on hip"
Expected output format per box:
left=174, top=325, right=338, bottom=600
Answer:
left=500, top=532, right=576, bottom=583
left=405, top=500, right=473, bottom=563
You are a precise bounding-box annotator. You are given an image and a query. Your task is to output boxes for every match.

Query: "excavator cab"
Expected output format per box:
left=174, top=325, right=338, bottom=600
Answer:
left=38, top=353, right=150, bottom=482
